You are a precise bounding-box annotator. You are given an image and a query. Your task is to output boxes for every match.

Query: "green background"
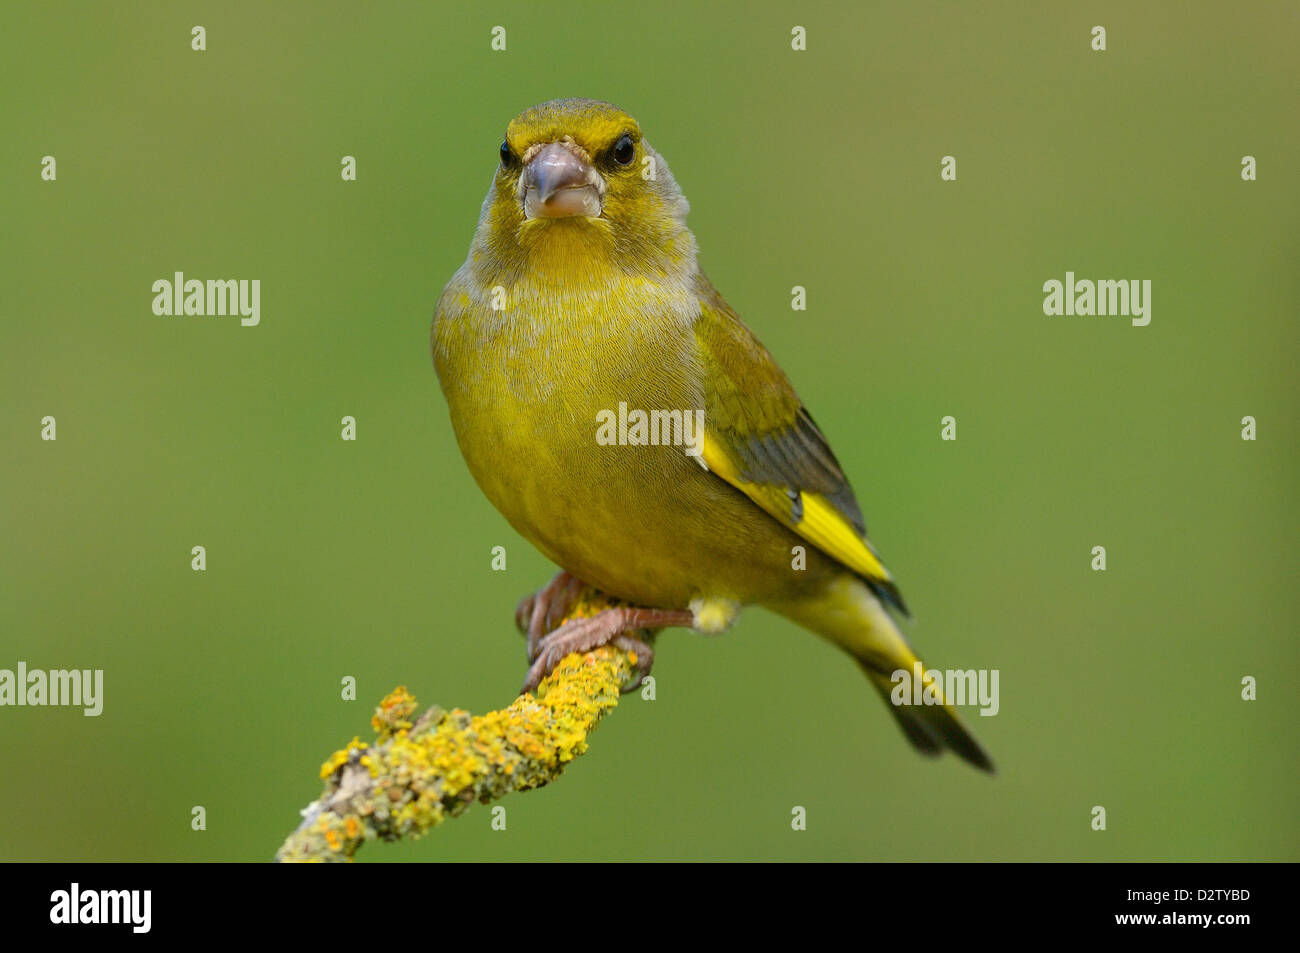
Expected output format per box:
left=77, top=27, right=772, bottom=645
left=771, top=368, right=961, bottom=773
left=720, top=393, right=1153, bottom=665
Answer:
left=2, top=1, right=1296, bottom=861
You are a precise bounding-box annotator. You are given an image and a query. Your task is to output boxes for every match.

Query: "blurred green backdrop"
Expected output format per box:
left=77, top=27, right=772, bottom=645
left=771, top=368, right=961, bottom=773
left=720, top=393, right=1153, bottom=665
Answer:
left=2, top=1, right=1296, bottom=861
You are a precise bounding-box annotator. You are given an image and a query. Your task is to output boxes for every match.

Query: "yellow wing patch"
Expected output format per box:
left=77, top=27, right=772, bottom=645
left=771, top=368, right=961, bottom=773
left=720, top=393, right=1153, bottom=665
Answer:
left=701, top=433, right=894, bottom=585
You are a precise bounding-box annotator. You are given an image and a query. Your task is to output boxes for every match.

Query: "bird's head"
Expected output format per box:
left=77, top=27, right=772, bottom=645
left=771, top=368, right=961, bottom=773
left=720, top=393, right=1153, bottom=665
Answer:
left=474, top=99, right=695, bottom=280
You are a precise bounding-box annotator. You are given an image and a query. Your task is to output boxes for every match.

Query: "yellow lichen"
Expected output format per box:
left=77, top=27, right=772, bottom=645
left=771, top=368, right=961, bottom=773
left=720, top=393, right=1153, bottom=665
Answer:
left=319, top=736, right=369, bottom=780
left=278, top=592, right=648, bottom=862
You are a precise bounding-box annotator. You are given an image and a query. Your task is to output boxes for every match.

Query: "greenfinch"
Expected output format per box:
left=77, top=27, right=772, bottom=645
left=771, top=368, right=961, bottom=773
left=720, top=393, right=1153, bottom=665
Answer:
left=432, top=98, right=993, bottom=772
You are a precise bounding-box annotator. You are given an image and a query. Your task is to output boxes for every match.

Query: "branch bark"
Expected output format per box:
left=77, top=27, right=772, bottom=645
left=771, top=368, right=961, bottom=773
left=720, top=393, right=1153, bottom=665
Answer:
left=275, top=594, right=640, bottom=862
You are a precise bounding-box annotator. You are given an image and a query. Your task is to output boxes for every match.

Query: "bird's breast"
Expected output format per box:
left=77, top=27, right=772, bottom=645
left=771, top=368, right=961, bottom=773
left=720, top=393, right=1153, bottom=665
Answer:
left=434, top=269, right=715, bottom=589
left=433, top=266, right=831, bottom=608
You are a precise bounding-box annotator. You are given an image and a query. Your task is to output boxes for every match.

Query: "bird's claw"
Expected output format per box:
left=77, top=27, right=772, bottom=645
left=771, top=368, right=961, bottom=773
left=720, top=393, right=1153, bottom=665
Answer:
left=516, top=570, right=588, bottom=662
left=519, top=606, right=692, bottom=695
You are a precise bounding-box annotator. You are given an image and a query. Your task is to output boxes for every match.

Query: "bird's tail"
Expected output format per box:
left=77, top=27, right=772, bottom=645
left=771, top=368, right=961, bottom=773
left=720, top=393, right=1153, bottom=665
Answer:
left=769, top=575, right=995, bottom=773
left=860, top=663, right=994, bottom=772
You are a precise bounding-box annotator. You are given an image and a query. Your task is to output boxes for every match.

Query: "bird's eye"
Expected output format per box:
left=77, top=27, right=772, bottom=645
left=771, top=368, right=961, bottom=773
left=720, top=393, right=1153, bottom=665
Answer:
left=612, top=134, right=635, bottom=166
left=499, top=140, right=514, bottom=168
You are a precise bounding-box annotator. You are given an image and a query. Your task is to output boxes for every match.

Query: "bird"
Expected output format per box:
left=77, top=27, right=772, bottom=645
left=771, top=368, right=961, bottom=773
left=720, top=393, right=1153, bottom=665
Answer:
left=432, top=98, right=993, bottom=772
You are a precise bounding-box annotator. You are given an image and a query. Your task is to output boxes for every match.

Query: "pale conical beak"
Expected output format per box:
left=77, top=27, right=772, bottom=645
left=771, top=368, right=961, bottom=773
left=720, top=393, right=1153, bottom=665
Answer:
left=522, top=143, right=604, bottom=219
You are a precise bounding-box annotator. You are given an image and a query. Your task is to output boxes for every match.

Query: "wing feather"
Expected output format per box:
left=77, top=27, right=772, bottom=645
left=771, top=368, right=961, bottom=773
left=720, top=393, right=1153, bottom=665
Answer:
left=693, top=274, right=908, bottom=614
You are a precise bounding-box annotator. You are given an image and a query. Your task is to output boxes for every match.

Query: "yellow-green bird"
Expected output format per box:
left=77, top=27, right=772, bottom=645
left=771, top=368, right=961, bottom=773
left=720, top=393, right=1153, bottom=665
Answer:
left=432, top=98, right=993, bottom=772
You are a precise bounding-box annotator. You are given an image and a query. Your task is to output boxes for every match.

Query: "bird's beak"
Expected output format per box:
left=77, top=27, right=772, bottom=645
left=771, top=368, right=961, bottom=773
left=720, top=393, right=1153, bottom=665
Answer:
left=522, top=142, right=605, bottom=219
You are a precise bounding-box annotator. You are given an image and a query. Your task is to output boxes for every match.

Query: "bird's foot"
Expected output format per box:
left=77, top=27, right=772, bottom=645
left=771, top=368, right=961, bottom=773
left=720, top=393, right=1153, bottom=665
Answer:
left=515, top=570, right=588, bottom=662
left=521, top=606, right=694, bottom=695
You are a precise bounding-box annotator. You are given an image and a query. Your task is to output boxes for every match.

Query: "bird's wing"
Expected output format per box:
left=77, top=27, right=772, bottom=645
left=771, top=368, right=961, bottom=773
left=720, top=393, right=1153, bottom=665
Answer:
left=691, top=274, right=908, bottom=615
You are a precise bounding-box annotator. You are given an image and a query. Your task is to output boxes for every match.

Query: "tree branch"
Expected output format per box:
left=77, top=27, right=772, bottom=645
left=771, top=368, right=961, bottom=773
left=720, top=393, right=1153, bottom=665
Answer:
left=275, top=594, right=639, bottom=862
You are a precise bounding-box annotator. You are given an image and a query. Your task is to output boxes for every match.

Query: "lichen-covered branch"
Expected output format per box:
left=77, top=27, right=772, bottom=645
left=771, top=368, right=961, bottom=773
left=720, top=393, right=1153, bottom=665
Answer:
left=275, top=596, right=640, bottom=862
